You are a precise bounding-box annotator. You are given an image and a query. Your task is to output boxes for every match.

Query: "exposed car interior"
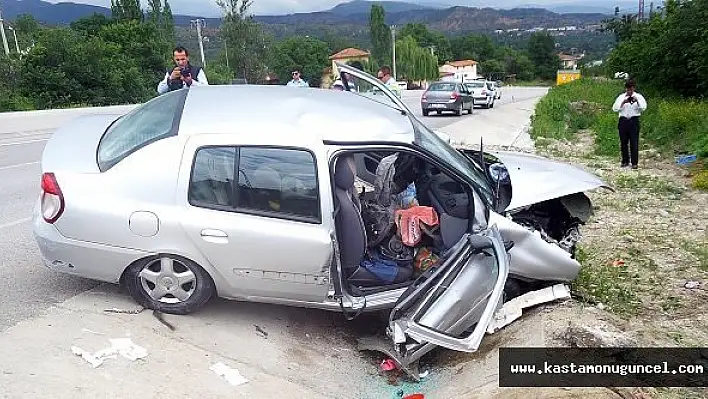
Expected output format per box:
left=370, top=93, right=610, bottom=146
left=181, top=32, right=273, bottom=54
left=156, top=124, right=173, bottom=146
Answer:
left=332, top=150, right=476, bottom=296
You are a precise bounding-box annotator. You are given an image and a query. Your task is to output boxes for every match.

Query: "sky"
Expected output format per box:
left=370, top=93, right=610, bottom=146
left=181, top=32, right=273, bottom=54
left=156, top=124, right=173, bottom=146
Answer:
left=42, top=0, right=636, bottom=18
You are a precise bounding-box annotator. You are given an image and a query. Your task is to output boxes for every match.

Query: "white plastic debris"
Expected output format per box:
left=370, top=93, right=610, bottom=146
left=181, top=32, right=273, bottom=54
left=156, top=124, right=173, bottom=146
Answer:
left=71, top=338, right=147, bottom=368
left=685, top=280, right=701, bottom=290
left=71, top=346, right=117, bottom=368
left=210, top=362, right=249, bottom=387
left=109, top=338, right=148, bottom=361
left=487, top=284, right=571, bottom=334
left=419, top=370, right=430, bottom=379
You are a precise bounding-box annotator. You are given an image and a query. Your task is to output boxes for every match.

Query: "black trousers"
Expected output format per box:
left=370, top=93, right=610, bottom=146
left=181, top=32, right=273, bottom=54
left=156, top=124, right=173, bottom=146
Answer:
left=618, top=116, right=640, bottom=166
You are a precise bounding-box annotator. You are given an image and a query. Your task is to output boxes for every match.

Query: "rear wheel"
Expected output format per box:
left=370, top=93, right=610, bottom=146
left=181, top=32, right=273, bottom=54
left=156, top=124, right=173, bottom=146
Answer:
left=125, top=254, right=215, bottom=315
left=422, top=109, right=429, bottom=116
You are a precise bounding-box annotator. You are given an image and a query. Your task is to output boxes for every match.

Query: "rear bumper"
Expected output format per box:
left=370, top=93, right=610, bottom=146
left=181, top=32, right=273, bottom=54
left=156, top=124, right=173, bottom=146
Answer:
left=422, top=100, right=460, bottom=111
left=32, top=209, right=150, bottom=284
left=473, top=97, right=491, bottom=105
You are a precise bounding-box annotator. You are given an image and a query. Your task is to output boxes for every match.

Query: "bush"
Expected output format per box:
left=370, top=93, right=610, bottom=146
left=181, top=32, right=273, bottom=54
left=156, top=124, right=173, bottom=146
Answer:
left=692, top=170, right=708, bottom=192
left=531, top=78, right=708, bottom=164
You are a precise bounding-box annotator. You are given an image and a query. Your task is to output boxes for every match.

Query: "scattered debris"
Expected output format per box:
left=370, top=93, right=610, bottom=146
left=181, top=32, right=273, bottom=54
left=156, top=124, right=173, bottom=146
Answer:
left=487, top=284, right=571, bottom=334
left=675, top=154, right=697, bottom=165
left=104, top=306, right=145, bottom=315
left=684, top=280, right=701, bottom=290
left=255, top=325, right=268, bottom=338
left=380, top=358, right=398, bottom=372
left=611, top=259, right=625, bottom=267
left=209, top=362, right=248, bottom=387
left=152, top=310, right=175, bottom=331
left=418, top=370, right=429, bottom=379
left=81, top=328, right=105, bottom=335
left=71, top=338, right=147, bottom=368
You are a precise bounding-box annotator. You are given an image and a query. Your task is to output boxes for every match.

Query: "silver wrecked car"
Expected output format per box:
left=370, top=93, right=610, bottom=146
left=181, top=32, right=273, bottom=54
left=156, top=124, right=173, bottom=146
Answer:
left=32, top=62, right=609, bottom=370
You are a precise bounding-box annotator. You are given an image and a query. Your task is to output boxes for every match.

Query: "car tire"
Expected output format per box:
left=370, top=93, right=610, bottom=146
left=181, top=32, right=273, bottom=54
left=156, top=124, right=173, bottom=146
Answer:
left=455, top=105, right=462, bottom=116
left=422, top=109, right=429, bottom=116
left=124, top=254, right=216, bottom=315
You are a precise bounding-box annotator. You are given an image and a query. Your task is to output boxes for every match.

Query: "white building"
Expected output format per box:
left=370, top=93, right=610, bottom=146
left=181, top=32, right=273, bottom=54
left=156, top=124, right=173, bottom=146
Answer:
left=438, top=60, right=478, bottom=82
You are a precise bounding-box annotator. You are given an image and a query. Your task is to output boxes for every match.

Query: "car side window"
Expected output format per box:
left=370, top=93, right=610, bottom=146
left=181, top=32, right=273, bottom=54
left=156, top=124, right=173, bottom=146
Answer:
left=237, top=147, right=320, bottom=223
left=97, top=89, right=187, bottom=171
left=189, top=147, right=237, bottom=208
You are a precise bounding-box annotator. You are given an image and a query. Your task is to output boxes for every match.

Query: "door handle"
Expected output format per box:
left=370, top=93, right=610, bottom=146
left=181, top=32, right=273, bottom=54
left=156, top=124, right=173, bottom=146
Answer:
left=201, top=229, right=228, bottom=238
left=200, top=229, right=228, bottom=244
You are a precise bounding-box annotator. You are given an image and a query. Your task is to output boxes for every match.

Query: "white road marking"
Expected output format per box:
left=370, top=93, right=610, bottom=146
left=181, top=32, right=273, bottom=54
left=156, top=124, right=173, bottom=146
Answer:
left=0, top=217, right=32, bottom=230
left=0, top=138, right=49, bottom=147
left=0, top=162, right=40, bottom=171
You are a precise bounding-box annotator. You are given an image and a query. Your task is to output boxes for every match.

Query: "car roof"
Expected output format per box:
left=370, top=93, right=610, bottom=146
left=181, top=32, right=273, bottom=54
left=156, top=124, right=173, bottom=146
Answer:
left=175, top=85, right=416, bottom=144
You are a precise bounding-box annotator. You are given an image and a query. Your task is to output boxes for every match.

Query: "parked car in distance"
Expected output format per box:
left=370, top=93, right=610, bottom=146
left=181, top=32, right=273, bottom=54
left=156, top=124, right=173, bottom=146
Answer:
left=488, top=80, right=502, bottom=99
left=464, top=81, right=495, bottom=109
left=421, top=82, right=474, bottom=116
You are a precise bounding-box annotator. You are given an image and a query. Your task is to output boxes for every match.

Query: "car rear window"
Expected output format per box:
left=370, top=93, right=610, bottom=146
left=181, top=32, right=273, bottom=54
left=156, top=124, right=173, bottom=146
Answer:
left=429, top=83, right=457, bottom=91
left=466, top=82, right=484, bottom=88
left=188, top=145, right=321, bottom=223
left=96, top=89, right=188, bottom=171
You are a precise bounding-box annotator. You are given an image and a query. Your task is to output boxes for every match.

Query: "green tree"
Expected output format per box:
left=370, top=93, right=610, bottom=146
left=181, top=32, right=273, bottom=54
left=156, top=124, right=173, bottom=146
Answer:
left=451, top=34, right=496, bottom=63
left=394, top=36, right=439, bottom=82
left=271, top=36, right=330, bottom=87
left=111, top=0, right=143, bottom=22
left=369, top=4, right=391, bottom=66
left=606, top=0, right=708, bottom=97
left=399, top=23, right=451, bottom=63
left=71, top=14, right=113, bottom=37
left=217, top=0, right=271, bottom=83
left=527, top=31, right=558, bottom=80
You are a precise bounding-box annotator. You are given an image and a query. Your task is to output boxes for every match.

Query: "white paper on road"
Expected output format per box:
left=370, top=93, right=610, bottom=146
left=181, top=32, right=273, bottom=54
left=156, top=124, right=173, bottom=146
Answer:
left=71, top=337, right=147, bottom=368
left=210, top=362, right=249, bottom=387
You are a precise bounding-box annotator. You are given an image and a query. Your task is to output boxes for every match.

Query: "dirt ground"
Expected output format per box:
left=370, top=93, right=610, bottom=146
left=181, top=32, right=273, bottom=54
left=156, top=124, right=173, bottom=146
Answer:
left=523, top=130, right=708, bottom=399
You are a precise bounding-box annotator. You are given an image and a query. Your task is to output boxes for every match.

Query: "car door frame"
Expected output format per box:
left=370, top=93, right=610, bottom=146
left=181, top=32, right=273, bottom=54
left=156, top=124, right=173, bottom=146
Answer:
left=332, top=64, right=511, bottom=359
left=175, top=132, right=336, bottom=304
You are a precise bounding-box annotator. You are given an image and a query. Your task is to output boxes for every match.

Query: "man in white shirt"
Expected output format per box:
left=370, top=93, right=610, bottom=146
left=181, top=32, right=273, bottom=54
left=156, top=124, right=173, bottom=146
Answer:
left=286, top=70, right=309, bottom=87
left=377, top=65, right=402, bottom=98
left=612, top=80, right=647, bottom=169
left=157, top=46, right=209, bottom=94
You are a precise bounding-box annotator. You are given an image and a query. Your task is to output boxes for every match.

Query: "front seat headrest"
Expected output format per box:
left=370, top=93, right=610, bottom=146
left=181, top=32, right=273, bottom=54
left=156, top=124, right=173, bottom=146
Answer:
left=334, top=156, right=355, bottom=190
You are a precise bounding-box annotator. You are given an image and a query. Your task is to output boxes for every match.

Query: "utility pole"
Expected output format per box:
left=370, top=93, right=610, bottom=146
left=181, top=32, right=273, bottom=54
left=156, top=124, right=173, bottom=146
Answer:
left=0, top=9, right=10, bottom=57
left=638, top=0, right=645, bottom=20
left=8, top=25, right=19, bottom=54
left=190, top=18, right=206, bottom=67
left=390, top=24, right=396, bottom=80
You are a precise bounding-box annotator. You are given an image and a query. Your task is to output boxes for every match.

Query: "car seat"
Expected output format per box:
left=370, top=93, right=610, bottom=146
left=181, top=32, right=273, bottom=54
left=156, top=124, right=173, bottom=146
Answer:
left=333, top=155, right=367, bottom=278
left=249, top=166, right=282, bottom=212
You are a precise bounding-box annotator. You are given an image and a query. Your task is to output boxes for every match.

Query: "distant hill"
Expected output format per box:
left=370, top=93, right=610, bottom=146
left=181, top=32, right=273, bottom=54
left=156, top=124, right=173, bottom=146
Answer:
left=327, top=0, right=442, bottom=15
left=2, top=0, right=608, bottom=34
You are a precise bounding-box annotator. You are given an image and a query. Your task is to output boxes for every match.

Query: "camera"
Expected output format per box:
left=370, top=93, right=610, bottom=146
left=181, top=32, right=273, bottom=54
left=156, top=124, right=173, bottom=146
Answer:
left=180, top=67, right=191, bottom=77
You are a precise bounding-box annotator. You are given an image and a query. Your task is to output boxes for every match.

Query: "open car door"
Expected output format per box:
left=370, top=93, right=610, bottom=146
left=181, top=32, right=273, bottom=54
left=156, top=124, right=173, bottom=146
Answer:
left=335, top=61, right=412, bottom=114
left=385, top=224, right=509, bottom=367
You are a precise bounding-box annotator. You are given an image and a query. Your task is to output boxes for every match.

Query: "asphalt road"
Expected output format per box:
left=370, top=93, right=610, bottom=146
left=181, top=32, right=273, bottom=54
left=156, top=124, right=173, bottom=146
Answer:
left=0, top=86, right=544, bottom=332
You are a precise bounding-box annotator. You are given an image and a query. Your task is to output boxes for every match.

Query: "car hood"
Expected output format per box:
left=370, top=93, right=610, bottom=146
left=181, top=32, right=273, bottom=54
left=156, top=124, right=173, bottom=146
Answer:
left=490, top=150, right=612, bottom=212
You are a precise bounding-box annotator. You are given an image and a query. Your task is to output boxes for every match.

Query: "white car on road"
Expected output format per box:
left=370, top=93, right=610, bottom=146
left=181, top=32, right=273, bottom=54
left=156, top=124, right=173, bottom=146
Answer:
left=464, top=81, right=495, bottom=108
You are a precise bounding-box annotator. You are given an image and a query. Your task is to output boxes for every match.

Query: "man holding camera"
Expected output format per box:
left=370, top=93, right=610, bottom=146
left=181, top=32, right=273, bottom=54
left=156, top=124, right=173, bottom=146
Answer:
left=612, top=79, right=647, bottom=169
left=157, top=46, right=209, bottom=94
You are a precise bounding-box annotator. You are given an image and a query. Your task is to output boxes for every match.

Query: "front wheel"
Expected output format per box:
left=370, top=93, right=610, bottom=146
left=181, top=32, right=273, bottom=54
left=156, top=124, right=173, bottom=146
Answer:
left=125, top=254, right=216, bottom=315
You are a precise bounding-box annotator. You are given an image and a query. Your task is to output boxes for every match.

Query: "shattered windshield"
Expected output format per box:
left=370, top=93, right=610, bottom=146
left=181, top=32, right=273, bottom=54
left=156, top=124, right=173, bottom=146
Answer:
left=410, top=117, right=494, bottom=206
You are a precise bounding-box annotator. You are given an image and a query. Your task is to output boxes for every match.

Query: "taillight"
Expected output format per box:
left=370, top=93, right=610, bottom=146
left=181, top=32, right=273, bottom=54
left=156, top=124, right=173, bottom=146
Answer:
left=41, top=172, right=64, bottom=223
left=451, top=92, right=460, bottom=100
left=482, top=90, right=487, bottom=95
left=422, top=92, right=428, bottom=101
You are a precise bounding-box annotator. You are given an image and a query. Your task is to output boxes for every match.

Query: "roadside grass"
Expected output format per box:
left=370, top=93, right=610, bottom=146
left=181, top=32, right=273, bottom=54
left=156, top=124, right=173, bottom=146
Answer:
left=530, top=78, right=708, bottom=189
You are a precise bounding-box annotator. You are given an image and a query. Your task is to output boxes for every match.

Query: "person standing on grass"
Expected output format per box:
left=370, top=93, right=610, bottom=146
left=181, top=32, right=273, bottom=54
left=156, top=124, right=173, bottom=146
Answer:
left=612, top=79, right=647, bottom=169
